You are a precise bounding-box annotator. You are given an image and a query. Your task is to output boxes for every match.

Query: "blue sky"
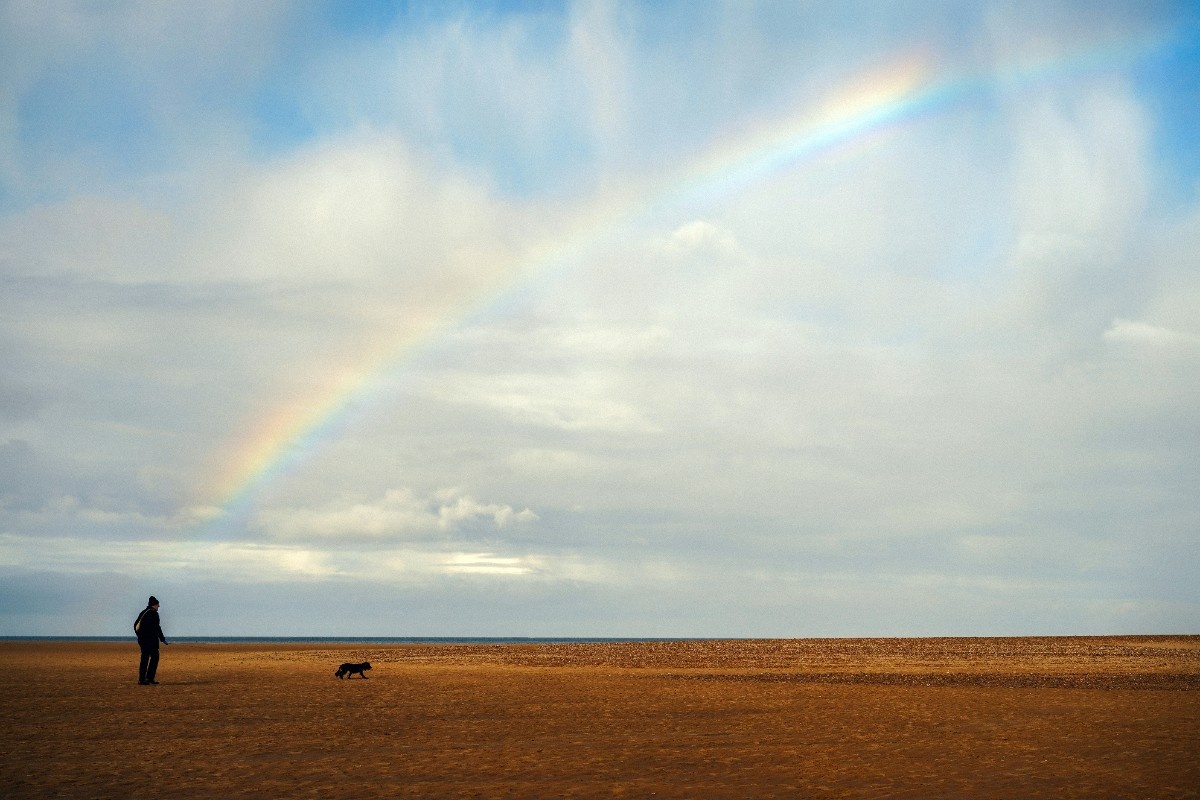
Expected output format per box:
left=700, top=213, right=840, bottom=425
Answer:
left=1, top=1, right=1198, bottom=637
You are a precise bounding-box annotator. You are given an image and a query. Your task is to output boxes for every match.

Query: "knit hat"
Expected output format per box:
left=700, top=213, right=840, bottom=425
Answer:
left=148, top=596, right=159, bottom=606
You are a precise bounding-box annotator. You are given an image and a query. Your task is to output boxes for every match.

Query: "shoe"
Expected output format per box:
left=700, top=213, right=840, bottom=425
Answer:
left=139, top=680, right=149, bottom=685
left=148, top=680, right=159, bottom=685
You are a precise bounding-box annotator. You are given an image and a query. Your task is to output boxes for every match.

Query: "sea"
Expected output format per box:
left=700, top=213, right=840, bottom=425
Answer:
left=2, top=636, right=696, bottom=645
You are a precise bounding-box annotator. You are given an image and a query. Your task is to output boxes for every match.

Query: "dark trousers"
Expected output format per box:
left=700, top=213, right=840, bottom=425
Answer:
left=139, top=644, right=160, bottom=682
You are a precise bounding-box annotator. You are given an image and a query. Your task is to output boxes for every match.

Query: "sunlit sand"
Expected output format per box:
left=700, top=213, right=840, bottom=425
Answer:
left=2, top=637, right=1196, bottom=798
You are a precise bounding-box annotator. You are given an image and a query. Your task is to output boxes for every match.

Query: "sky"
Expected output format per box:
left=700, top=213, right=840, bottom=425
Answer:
left=1, top=1, right=1198, bottom=638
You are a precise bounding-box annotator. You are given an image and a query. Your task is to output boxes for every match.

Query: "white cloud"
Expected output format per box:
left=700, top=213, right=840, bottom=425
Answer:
left=436, top=493, right=539, bottom=531
left=254, top=488, right=537, bottom=541
left=0, top=494, right=224, bottom=534
left=1104, top=318, right=1200, bottom=348
left=425, top=370, right=661, bottom=433
left=661, top=219, right=744, bottom=261
left=0, top=533, right=340, bottom=581
left=204, top=135, right=530, bottom=286
left=567, top=0, right=633, bottom=157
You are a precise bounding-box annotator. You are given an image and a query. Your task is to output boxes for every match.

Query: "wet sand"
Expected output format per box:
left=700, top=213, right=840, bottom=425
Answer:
left=2, top=637, right=1197, bottom=798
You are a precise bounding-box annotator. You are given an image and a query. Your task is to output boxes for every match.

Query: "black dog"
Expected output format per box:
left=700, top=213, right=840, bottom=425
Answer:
left=335, top=661, right=372, bottom=679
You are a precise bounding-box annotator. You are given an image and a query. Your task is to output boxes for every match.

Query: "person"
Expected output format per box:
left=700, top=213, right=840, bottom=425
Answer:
left=135, top=595, right=169, bottom=685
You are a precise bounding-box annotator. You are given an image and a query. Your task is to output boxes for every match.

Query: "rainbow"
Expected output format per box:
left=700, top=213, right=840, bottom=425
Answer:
left=201, top=30, right=1172, bottom=526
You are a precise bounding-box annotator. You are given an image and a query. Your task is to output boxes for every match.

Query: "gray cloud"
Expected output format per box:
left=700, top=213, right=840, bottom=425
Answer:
left=0, top=2, right=1196, bottom=636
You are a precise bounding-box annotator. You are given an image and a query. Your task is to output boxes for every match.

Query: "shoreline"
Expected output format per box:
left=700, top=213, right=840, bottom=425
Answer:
left=5, top=632, right=1197, bottom=643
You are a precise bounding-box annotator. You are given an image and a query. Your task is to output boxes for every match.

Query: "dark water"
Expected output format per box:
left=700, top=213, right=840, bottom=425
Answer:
left=3, top=636, right=698, bottom=645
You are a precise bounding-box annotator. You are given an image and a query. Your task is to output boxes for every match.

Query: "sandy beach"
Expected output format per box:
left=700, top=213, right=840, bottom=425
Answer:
left=1, top=637, right=1197, bottom=798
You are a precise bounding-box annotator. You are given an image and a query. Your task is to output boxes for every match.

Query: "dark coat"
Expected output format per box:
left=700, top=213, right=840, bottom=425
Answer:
left=135, top=606, right=165, bottom=647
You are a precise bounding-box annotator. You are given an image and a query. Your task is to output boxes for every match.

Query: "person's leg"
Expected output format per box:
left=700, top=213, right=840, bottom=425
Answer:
left=139, top=646, right=152, bottom=683
left=145, top=648, right=160, bottom=682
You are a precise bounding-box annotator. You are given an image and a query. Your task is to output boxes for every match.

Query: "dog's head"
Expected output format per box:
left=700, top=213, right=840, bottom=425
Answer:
left=362, top=661, right=372, bottom=670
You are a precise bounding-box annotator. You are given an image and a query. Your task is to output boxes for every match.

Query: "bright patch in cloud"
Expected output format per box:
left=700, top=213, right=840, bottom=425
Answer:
left=1104, top=318, right=1200, bottom=348
left=442, top=553, right=538, bottom=575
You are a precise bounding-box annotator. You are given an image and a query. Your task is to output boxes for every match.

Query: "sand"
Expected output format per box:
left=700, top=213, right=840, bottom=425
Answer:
left=1, top=636, right=1197, bottom=798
